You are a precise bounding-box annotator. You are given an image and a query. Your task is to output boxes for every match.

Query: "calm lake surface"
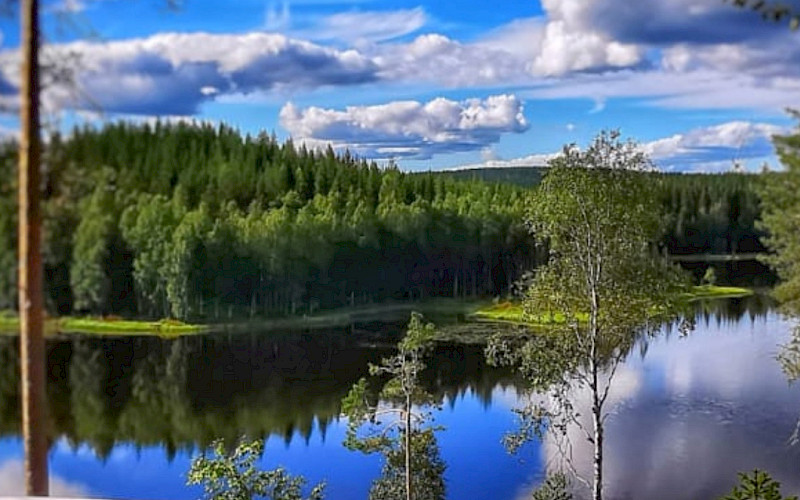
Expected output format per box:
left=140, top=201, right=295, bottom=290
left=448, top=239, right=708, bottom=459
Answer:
left=0, top=296, right=798, bottom=500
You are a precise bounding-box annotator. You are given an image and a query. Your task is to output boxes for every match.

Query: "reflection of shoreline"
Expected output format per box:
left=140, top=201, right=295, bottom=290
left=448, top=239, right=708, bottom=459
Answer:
left=0, top=298, right=793, bottom=500
left=530, top=311, right=800, bottom=500
left=0, top=330, right=515, bottom=457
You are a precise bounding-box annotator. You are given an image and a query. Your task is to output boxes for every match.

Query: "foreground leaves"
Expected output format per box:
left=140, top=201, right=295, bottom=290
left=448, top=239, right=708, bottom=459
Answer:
left=720, top=470, right=798, bottom=500
left=187, top=439, right=325, bottom=500
left=341, top=312, right=445, bottom=500
left=531, top=473, right=573, bottom=500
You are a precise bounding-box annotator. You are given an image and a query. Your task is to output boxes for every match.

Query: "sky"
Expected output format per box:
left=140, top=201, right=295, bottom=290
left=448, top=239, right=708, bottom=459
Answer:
left=0, top=0, right=798, bottom=172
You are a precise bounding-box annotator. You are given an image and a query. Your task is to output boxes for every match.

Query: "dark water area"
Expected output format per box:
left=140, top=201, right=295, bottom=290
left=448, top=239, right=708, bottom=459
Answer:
left=0, top=295, right=797, bottom=499
left=679, top=258, right=778, bottom=288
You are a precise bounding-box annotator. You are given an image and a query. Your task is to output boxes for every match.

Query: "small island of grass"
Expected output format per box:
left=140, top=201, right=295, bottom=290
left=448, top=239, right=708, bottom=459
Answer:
left=0, top=311, right=204, bottom=337
left=683, top=285, right=754, bottom=300
left=468, top=301, right=584, bottom=325
left=470, top=285, right=754, bottom=324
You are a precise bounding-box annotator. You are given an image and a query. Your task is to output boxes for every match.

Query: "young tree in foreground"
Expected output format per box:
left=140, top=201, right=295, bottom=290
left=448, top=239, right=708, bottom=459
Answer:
left=720, top=470, right=798, bottom=500
left=759, top=114, right=800, bottom=316
left=341, top=312, right=445, bottom=500
left=726, top=0, right=800, bottom=30
left=187, top=438, right=325, bottom=500
left=487, top=131, right=689, bottom=500
left=530, top=472, right=572, bottom=500
left=759, top=116, right=800, bottom=444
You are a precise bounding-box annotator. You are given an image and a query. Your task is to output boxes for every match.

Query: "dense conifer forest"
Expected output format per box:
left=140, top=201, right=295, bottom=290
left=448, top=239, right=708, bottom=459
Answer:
left=0, top=122, right=770, bottom=321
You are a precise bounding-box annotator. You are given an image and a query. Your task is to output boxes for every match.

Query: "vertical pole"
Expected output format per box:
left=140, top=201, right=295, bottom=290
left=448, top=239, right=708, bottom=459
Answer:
left=18, top=0, right=48, bottom=495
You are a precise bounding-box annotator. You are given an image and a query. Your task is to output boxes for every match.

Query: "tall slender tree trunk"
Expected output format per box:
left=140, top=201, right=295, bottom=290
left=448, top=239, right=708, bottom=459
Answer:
left=405, top=394, right=412, bottom=500
left=589, top=281, right=602, bottom=500
left=18, top=0, right=48, bottom=494
left=591, top=359, right=603, bottom=500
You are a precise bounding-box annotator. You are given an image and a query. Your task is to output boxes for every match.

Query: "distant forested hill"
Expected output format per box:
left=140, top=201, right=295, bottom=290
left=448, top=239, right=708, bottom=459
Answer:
left=434, top=166, right=547, bottom=187
left=435, top=166, right=767, bottom=256
left=0, top=123, right=770, bottom=321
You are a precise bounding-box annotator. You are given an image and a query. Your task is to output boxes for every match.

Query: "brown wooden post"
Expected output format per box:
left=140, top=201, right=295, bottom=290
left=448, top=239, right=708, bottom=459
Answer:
left=18, top=0, right=49, bottom=494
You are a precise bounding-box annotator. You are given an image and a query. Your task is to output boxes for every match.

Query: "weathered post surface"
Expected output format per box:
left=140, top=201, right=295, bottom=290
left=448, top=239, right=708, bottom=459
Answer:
left=18, top=0, right=49, bottom=494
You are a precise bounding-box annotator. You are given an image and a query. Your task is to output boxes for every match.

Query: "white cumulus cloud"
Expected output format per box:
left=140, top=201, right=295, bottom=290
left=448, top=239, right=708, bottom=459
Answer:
left=373, top=34, right=532, bottom=87
left=641, top=121, right=787, bottom=171
left=0, top=32, right=379, bottom=115
left=448, top=153, right=555, bottom=171
left=531, top=0, right=644, bottom=76
left=451, top=121, right=787, bottom=173
left=280, top=94, right=529, bottom=159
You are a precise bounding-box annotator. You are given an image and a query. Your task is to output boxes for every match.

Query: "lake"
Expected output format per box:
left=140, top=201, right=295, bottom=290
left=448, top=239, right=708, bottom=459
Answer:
left=0, top=295, right=798, bottom=500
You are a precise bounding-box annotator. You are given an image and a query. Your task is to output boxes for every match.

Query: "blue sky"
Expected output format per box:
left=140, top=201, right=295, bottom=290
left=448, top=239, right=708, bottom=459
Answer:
left=0, top=0, right=798, bottom=171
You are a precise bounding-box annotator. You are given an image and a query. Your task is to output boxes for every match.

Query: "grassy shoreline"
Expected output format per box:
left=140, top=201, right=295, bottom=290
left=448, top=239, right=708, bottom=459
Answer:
left=213, top=299, right=483, bottom=333
left=0, top=312, right=205, bottom=337
left=470, top=285, right=754, bottom=324
left=681, top=285, right=754, bottom=300
left=0, top=285, right=754, bottom=336
left=0, top=299, right=478, bottom=336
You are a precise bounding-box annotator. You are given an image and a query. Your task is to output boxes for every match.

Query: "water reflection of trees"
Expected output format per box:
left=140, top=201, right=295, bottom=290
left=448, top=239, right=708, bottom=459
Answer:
left=0, top=299, right=773, bottom=462
left=778, top=325, right=800, bottom=445
left=0, top=329, right=515, bottom=459
left=693, top=293, right=774, bottom=327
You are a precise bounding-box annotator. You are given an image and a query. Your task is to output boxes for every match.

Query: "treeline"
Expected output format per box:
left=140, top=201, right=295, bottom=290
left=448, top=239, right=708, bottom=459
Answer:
left=657, top=172, right=766, bottom=255
left=0, top=122, right=771, bottom=321
left=438, top=167, right=768, bottom=256
left=0, top=122, right=537, bottom=320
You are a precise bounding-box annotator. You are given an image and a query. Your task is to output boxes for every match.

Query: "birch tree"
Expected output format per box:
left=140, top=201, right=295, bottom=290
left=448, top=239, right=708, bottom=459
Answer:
left=487, top=131, right=689, bottom=500
left=341, top=312, right=445, bottom=500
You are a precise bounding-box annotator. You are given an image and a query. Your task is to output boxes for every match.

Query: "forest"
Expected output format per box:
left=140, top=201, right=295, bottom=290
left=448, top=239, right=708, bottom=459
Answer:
left=0, top=122, right=771, bottom=321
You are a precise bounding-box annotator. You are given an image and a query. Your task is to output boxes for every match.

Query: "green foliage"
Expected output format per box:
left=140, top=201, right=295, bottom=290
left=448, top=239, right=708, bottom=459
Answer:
left=759, top=116, right=800, bottom=315
left=531, top=473, right=572, bottom=500
left=71, top=171, right=125, bottom=313
left=521, top=131, right=689, bottom=351
left=0, top=122, right=537, bottom=320
left=369, top=429, right=446, bottom=500
left=686, top=285, right=753, bottom=301
left=437, top=166, right=547, bottom=188
left=703, top=267, right=718, bottom=286
left=777, top=326, right=800, bottom=445
left=342, top=312, right=445, bottom=500
left=187, top=439, right=325, bottom=500
left=0, top=144, right=17, bottom=311
left=488, top=131, right=691, bottom=500
left=726, top=0, right=800, bottom=29
left=758, top=115, right=800, bottom=447
left=778, top=327, right=800, bottom=384
left=720, top=470, right=798, bottom=500
left=658, top=171, right=767, bottom=256
left=0, top=122, right=770, bottom=321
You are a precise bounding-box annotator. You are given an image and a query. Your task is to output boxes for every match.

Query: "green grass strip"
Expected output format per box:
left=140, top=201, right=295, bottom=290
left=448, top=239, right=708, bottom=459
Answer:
left=0, top=312, right=204, bottom=337
left=683, top=285, right=754, bottom=301
left=471, top=285, right=754, bottom=324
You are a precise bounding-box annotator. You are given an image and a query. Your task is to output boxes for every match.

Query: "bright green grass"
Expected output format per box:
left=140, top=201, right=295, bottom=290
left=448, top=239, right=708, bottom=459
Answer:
left=469, top=302, right=587, bottom=325
left=471, top=285, right=754, bottom=324
left=0, top=312, right=204, bottom=337
left=684, top=285, right=754, bottom=300
left=0, top=286, right=752, bottom=335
